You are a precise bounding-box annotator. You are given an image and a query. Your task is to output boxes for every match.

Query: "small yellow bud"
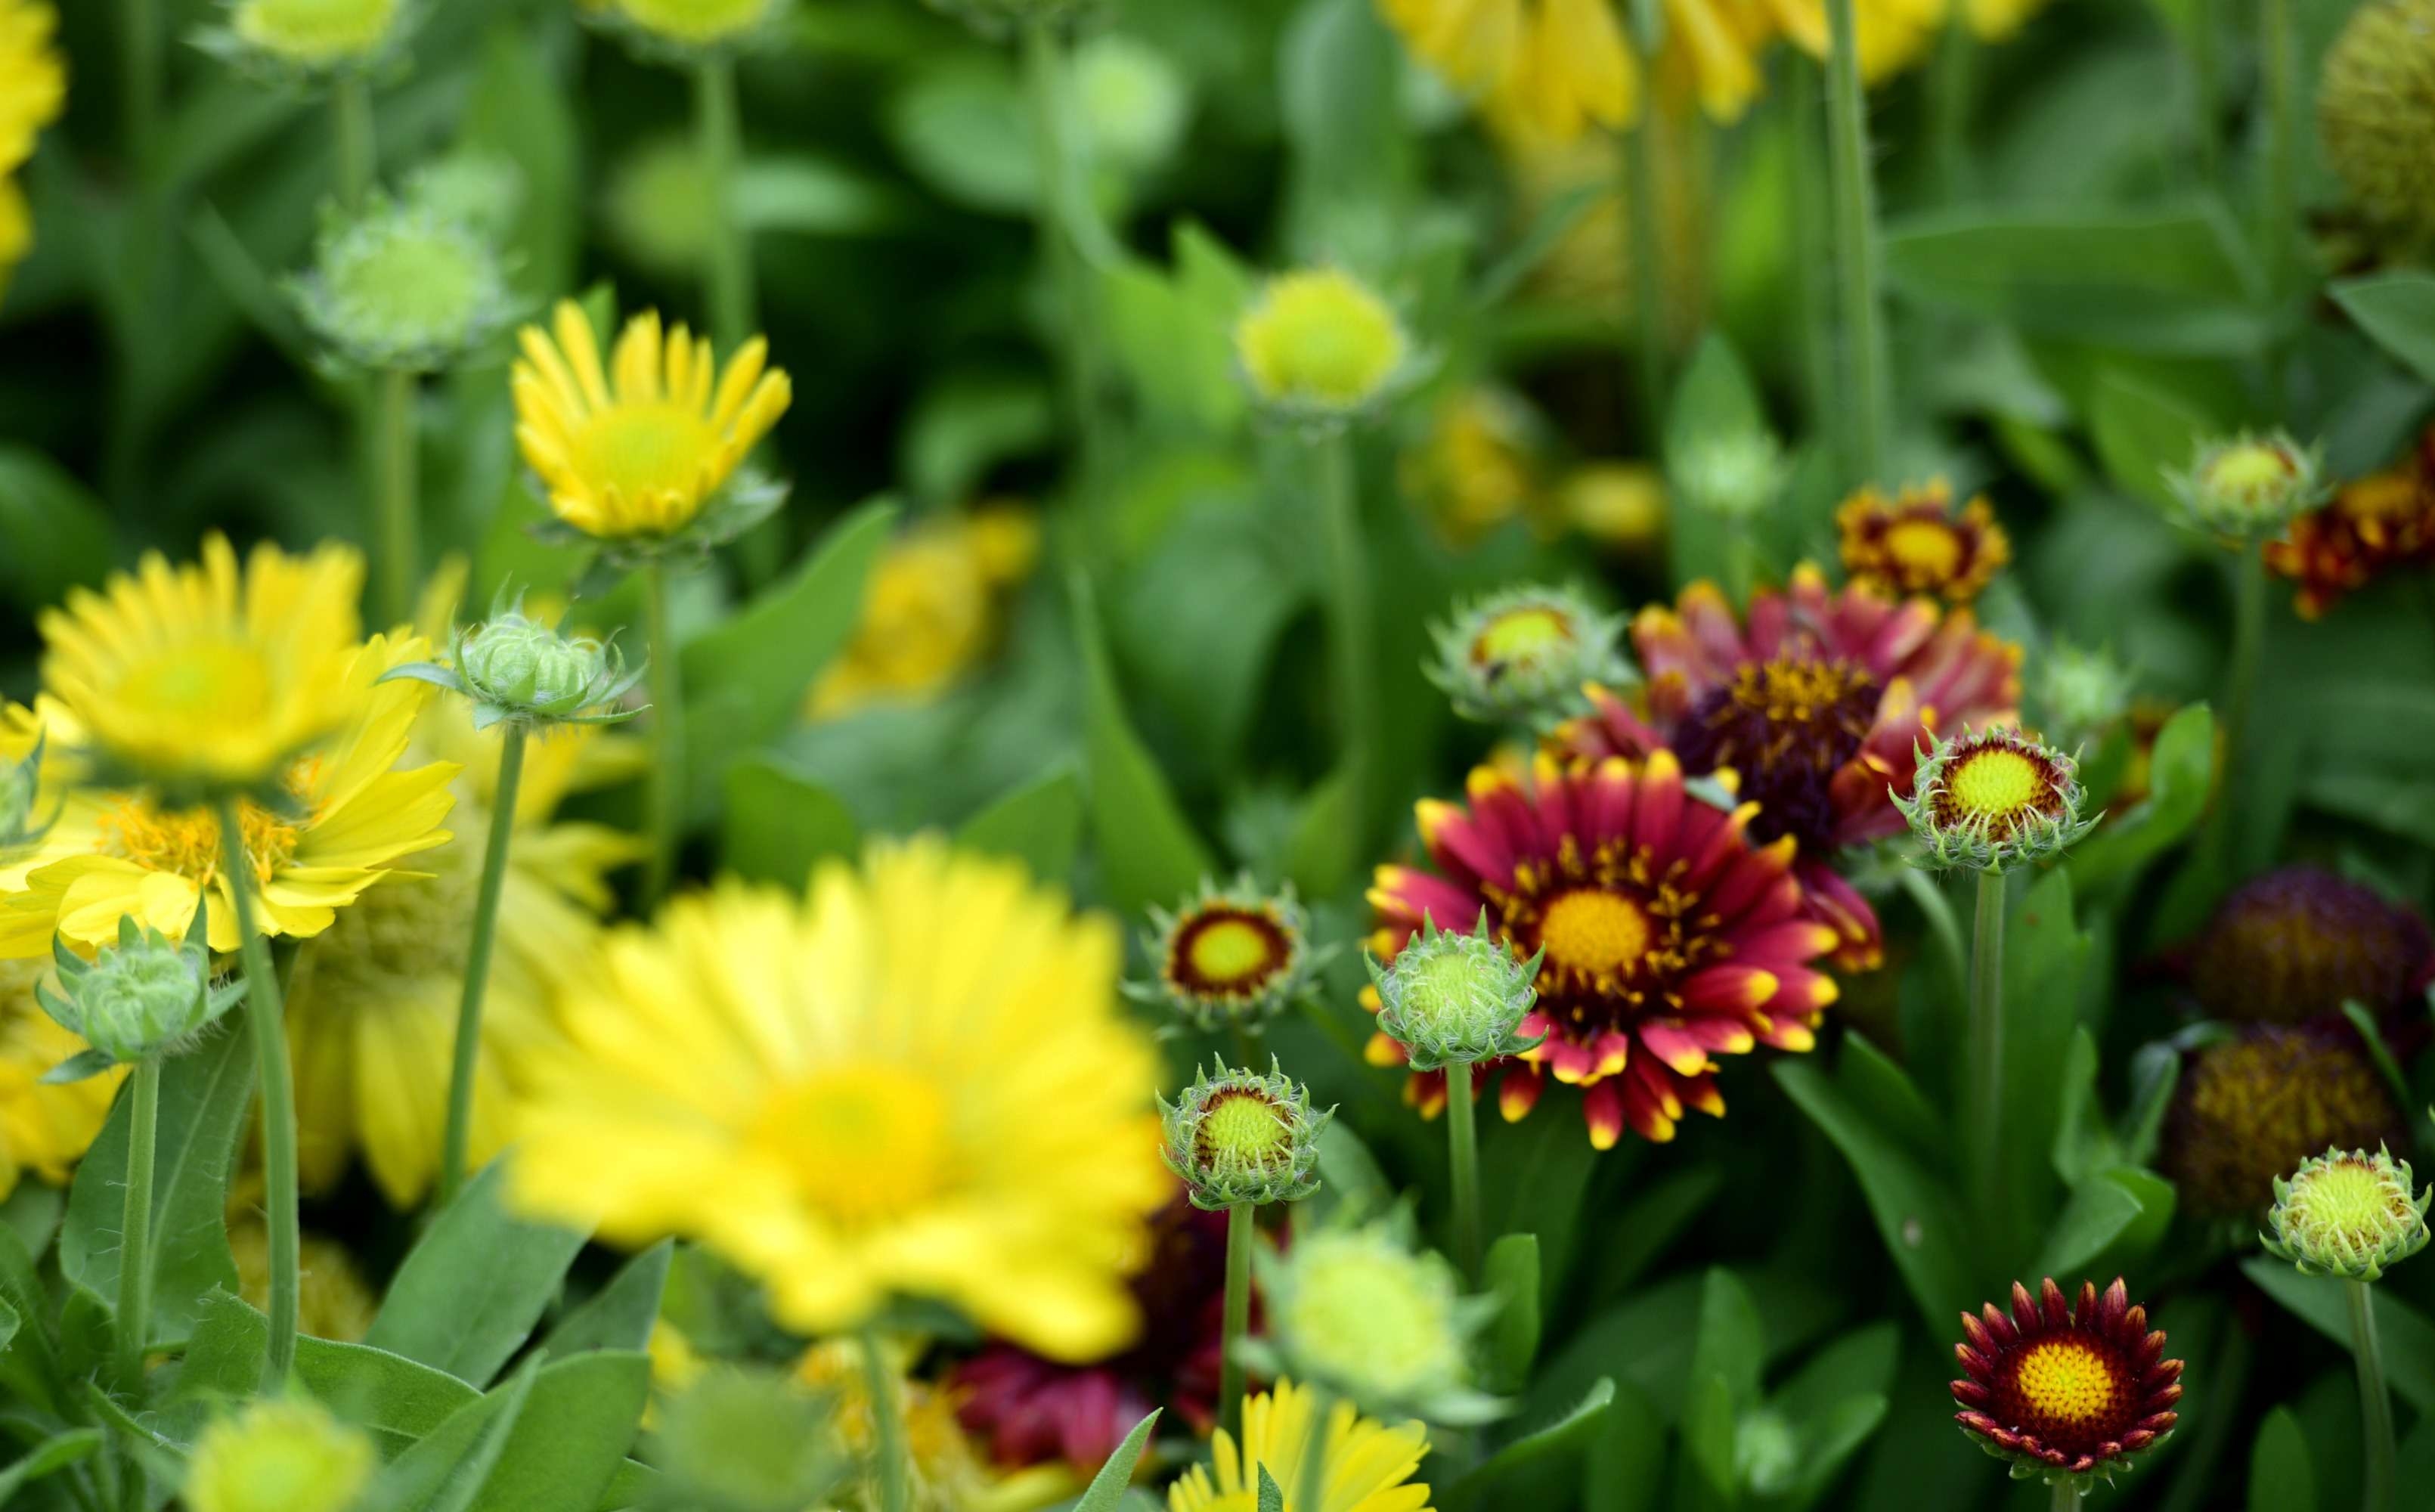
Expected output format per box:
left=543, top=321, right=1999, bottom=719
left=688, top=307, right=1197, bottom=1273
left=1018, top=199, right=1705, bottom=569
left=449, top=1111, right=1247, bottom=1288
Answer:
left=184, top=1399, right=375, bottom=1512
left=1235, top=268, right=1408, bottom=420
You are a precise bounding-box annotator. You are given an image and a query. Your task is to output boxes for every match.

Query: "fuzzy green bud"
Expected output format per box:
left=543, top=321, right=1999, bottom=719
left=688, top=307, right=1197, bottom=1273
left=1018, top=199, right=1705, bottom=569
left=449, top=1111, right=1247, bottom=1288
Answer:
left=2165, top=431, right=2328, bottom=542
left=2262, top=1145, right=2432, bottom=1282
left=1076, top=36, right=1191, bottom=176
left=2034, top=641, right=2136, bottom=746
left=184, top=1398, right=376, bottom=1512
left=291, top=200, right=518, bottom=374
left=1671, top=429, right=1789, bottom=524
left=1894, top=727, right=2099, bottom=874
left=1426, top=584, right=1634, bottom=730
left=1126, top=877, right=1327, bottom=1034
left=1235, top=268, right=1414, bottom=429
left=383, top=600, right=646, bottom=731
left=39, top=910, right=243, bottom=1070
left=200, top=0, right=411, bottom=81
left=587, top=0, right=790, bottom=60
left=1159, top=1058, right=1331, bottom=1210
left=1365, top=911, right=1544, bottom=1071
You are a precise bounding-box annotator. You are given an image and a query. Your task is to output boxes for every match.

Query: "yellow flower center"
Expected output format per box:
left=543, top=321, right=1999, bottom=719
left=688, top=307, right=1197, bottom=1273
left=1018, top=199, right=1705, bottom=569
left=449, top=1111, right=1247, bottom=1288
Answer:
left=1188, top=917, right=1280, bottom=987
left=233, top=0, right=402, bottom=63
left=1237, top=270, right=1407, bottom=409
left=1948, top=748, right=2043, bottom=822
left=1196, top=1089, right=1292, bottom=1171
left=1470, top=606, right=1574, bottom=671
left=98, top=795, right=302, bottom=887
left=2202, top=442, right=2296, bottom=498
left=1537, top=890, right=1650, bottom=978
left=305, top=831, right=479, bottom=993
left=756, top=1064, right=954, bottom=1227
left=115, top=640, right=275, bottom=727
left=1882, top=518, right=1965, bottom=578
left=2287, top=1157, right=2415, bottom=1248
left=575, top=405, right=717, bottom=508
left=2011, top=1337, right=2123, bottom=1429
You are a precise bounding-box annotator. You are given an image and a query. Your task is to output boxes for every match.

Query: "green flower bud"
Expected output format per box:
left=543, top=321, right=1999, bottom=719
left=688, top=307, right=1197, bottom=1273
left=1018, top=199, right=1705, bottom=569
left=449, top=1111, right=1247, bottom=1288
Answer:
left=603, top=138, right=717, bottom=278
left=39, top=909, right=243, bottom=1069
left=184, top=1398, right=376, bottom=1512
left=1241, top=1214, right=1504, bottom=1426
left=1893, top=726, right=2099, bottom=874
left=198, top=0, right=413, bottom=81
left=1365, top=910, right=1544, bottom=1071
left=2034, top=641, right=2136, bottom=747
left=1425, top=584, right=1634, bottom=731
left=404, top=153, right=526, bottom=243
left=383, top=600, right=646, bottom=731
left=1126, top=877, right=1327, bottom=1034
left=1158, top=1058, right=1331, bottom=1211
left=2262, top=1145, right=2432, bottom=1282
left=1671, top=429, right=1789, bottom=524
left=290, top=198, right=519, bottom=374
left=1075, top=36, right=1191, bottom=176
left=586, top=0, right=791, bottom=61
left=1235, top=268, right=1415, bottom=430
left=2165, top=431, right=2328, bottom=542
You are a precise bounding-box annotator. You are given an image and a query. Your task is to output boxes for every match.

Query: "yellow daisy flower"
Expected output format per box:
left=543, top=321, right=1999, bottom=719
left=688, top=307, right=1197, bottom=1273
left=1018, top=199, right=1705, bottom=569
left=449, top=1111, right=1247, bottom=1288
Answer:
left=0, top=0, right=64, bottom=172
left=810, top=506, right=1040, bottom=720
left=0, top=636, right=459, bottom=956
left=1168, top=1379, right=1434, bottom=1512
left=509, top=838, right=1169, bottom=1362
left=1765, top=0, right=1944, bottom=82
left=511, top=302, right=793, bottom=542
left=36, top=535, right=370, bottom=797
left=0, top=957, right=124, bottom=1201
left=231, top=1219, right=377, bottom=1343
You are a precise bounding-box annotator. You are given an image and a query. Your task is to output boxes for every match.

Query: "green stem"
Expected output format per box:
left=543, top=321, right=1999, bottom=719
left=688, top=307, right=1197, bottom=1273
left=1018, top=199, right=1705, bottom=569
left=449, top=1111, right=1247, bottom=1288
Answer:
left=694, top=57, right=756, bottom=354
left=2259, top=0, right=2297, bottom=293
left=112, top=1057, right=160, bottom=1396
left=1317, top=432, right=1374, bottom=847
left=2051, top=1481, right=2083, bottom=1512
left=122, top=0, right=160, bottom=174
left=860, top=1330, right=910, bottom=1512
left=2186, top=0, right=2221, bottom=181
left=1019, top=17, right=1111, bottom=502
left=1447, top=1058, right=1482, bottom=1281
left=333, top=73, right=376, bottom=206
left=1218, top=1203, right=1253, bottom=1442
left=1788, top=61, right=1835, bottom=434
left=438, top=724, right=525, bottom=1208
left=1622, top=52, right=1667, bottom=435
left=2194, top=544, right=2268, bottom=881
left=1823, top=0, right=1889, bottom=486
left=1967, top=869, right=2006, bottom=1211
left=1929, top=17, right=1976, bottom=203
left=375, top=368, right=419, bottom=630
left=641, top=564, right=687, bottom=909
left=217, top=798, right=299, bottom=1390
left=2351, top=1279, right=2395, bottom=1512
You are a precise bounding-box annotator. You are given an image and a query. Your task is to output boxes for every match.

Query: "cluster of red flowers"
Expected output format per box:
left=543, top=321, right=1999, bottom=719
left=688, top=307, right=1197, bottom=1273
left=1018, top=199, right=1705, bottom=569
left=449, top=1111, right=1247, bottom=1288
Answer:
left=2266, top=424, right=2435, bottom=618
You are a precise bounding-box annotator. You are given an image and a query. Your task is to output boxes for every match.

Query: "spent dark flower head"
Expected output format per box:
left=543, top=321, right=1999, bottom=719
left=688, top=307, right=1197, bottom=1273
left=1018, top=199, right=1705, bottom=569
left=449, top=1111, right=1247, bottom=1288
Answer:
left=2187, top=866, right=2434, bottom=1027
left=2161, top=1024, right=2409, bottom=1221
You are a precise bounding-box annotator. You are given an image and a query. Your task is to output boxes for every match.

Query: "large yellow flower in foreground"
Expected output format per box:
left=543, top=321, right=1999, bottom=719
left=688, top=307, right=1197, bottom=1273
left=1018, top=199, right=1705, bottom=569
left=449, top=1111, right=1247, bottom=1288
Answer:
left=0, top=638, right=457, bottom=955
left=512, top=302, right=793, bottom=541
left=37, top=535, right=368, bottom=795
left=510, top=839, right=1168, bottom=1360
left=0, top=958, right=122, bottom=1201
left=1168, top=1380, right=1433, bottom=1512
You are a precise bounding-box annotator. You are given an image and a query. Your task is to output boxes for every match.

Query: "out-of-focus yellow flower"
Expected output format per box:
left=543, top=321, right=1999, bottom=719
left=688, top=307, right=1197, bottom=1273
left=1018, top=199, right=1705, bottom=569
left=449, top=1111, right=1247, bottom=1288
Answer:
left=1560, top=462, right=1668, bottom=553
left=810, top=507, right=1040, bottom=720
left=513, top=302, right=792, bottom=542
left=1400, top=389, right=1549, bottom=547
left=36, top=536, right=370, bottom=797
left=227, top=0, right=404, bottom=68
left=1502, top=118, right=1711, bottom=336
left=231, top=1220, right=377, bottom=1343
left=798, top=1337, right=1065, bottom=1512
left=1236, top=269, right=1409, bottom=419
left=185, top=1398, right=375, bottom=1512
left=1168, top=1378, right=1434, bottom=1512
left=510, top=838, right=1168, bottom=1362
left=1765, top=0, right=1944, bottom=83
left=0, top=958, right=123, bottom=1201
left=0, top=0, right=60, bottom=298
left=1959, top=0, right=2049, bottom=41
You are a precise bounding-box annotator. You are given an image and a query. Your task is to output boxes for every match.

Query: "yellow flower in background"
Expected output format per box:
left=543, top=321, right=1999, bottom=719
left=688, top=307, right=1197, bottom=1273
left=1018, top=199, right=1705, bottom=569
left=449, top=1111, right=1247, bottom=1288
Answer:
left=0, top=958, right=124, bottom=1201
left=231, top=1219, right=377, bottom=1343
left=36, top=536, right=369, bottom=797
left=1168, top=1379, right=1434, bottom=1512
left=1959, top=0, right=2049, bottom=40
left=610, top=0, right=781, bottom=45
left=184, top=1398, right=375, bottom=1512
left=0, top=0, right=60, bottom=299
left=512, top=302, right=793, bottom=541
left=0, top=638, right=458, bottom=956
left=810, top=506, right=1041, bottom=720
left=1764, top=0, right=1944, bottom=82
left=1503, top=120, right=1711, bottom=336
left=798, top=1337, right=1068, bottom=1512
left=1399, top=389, right=1548, bottom=547
left=510, top=838, right=1168, bottom=1362
left=1560, top=461, right=1668, bottom=554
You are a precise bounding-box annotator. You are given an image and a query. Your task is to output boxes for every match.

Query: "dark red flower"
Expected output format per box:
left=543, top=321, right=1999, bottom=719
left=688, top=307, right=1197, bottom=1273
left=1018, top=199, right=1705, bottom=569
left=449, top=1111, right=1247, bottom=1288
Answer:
left=2187, top=866, right=2433, bottom=1027
left=1952, top=1278, right=2183, bottom=1483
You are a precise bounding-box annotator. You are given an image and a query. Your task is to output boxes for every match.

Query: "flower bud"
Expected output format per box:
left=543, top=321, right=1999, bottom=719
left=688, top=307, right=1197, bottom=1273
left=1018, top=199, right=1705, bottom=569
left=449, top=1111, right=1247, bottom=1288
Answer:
left=590, top=0, right=789, bottom=57
left=2033, top=641, right=2135, bottom=747
left=1127, top=878, right=1323, bottom=1034
left=2166, top=431, right=2328, bottom=541
left=1235, top=268, right=1411, bottom=425
left=2319, top=0, right=2435, bottom=247
left=1425, top=585, right=1632, bottom=731
left=184, top=1398, right=376, bottom=1512
left=2262, top=1145, right=2432, bottom=1281
left=1671, top=429, right=1788, bottom=524
left=1364, top=910, right=1544, bottom=1071
left=204, top=0, right=408, bottom=78
left=39, top=912, right=241, bottom=1067
left=1894, top=727, right=2097, bottom=873
left=1561, top=461, right=1668, bottom=554
left=1076, top=36, right=1191, bottom=177
left=384, top=602, right=646, bottom=731
left=290, top=199, right=517, bottom=374
left=1159, top=1058, right=1331, bottom=1211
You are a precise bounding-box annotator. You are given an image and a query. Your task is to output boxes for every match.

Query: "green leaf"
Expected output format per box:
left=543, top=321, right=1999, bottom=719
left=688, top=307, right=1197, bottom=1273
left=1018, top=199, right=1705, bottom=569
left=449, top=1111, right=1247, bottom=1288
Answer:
left=2331, top=274, right=2435, bottom=386
left=736, top=156, right=903, bottom=238
left=457, top=23, right=581, bottom=299
left=1690, top=1268, right=1765, bottom=1414
left=368, top=1352, right=543, bottom=1512
left=539, top=1242, right=673, bottom=1361
left=1601, top=1163, right=1724, bottom=1295
left=62, top=1021, right=253, bottom=1349
left=720, top=758, right=860, bottom=888
left=2242, top=1259, right=2435, bottom=1410
left=369, top=1354, right=653, bottom=1512
left=2089, top=369, right=2213, bottom=513
left=174, top=1292, right=481, bottom=1457
left=1485, top=1234, right=1542, bottom=1394
left=900, top=372, right=1055, bottom=504
left=0, top=445, right=114, bottom=611
left=1068, top=570, right=1214, bottom=913
left=1310, top=1120, right=1393, bottom=1228
left=365, top=1160, right=588, bottom=1389
left=1997, top=869, right=2096, bottom=1257
left=1664, top=334, right=1772, bottom=593
left=884, top=55, right=1037, bottom=217
left=0, top=1428, right=103, bottom=1502
left=2068, top=704, right=2216, bottom=893
left=2248, top=1405, right=2316, bottom=1512
left=956, top=765, right=1085, bottom=885
left=1442, top=1378, right=1616, bottom=1512
left=1583, top=1381, right=1665, bottom=1512
left=1774, top=1060, right=1973, bottom=1334
left=1073, top=1408, right=1162, bottom=1512
left=0, top=1205, right=61, bottom=1411
left=1257, top=1466, right=1287, bottom=1512
left=2034, top=1167, right=2175, bottom=1279
left=1678, top=1370, right=1737, bottom=1507
left=1280, top=765, right=1358, bottom=898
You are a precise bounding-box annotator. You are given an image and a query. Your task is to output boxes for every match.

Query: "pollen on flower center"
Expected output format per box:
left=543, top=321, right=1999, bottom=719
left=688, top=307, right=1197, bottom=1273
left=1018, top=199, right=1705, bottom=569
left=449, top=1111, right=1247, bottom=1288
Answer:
left=116, top=641, right=276, bottom=723
left=1882, top=518, right=1964, bottom=577
left=1470, top=606, right=1574, bottom=672
left=98, top=795, right=302, bottom=887
left=1194, top=1088, right=1292, bottom=1171
left=2007, top=1338, right=2126, bottom=1430
left=577, top=406, right=717, bottom=503
left=1948, top=747, right=2043, bottom=822
left=1674, top=655, right=1879, bottom=850
left=756, top=1064, right=955, bottom=1226
left=1538, top=890, right=1651, bottom=978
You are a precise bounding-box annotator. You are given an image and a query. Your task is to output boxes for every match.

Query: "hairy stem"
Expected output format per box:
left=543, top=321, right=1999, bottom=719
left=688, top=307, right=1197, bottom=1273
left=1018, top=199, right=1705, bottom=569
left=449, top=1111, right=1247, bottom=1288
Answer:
left=1447, top=1058, right=1482, bottom=1281
left=1219, top=1203, right=1253, bottom=1442
left=217, top=797, right=299, bottom=1390
left=1318, top=431, right=1375, bottom=847
left=333, top=73, right=376, bottom=206
left=1823, top=0, right=1889, bottom=485
left=2351, top=1279, right=2395, bottom=1512
left=113, top=1057, right=161, bottom=1397
left=439, top=724, right=525, bottom=1207
left=375, top=368, right=419, bottom=630
left=1968, top=869, right=2007, bottom=1211
left=642, top=563, right=686, bottom=908
left=694, top=57, right=756, bottom=353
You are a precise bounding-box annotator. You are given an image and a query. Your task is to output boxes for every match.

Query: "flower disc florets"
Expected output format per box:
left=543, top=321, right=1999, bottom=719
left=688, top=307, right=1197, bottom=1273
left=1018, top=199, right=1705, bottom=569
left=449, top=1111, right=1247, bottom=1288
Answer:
left=1425, top=584, right=1634, bottom=730
left=1241, top=1215, right=1503, bottom=1426
left=38, top=906, right=243, bottom=1070
left=1234, top=268, right=1414, bottom=429
left=2186, top=866, right=2433, bottom=1027
left=1364, top=910, right=1544, bottom=1072
left=2166, top=431, right=2328, bottom=541
left=1671, top=429, right=1789, bottom=524
left=2262, top=1145, right=2432, bottom=1281
left=184, top=1397, right=376, bottom=1512
left=290, top=198, right=518, bottom=374
left=1127, top=877, right=1324, bottom=1033
left=385, top=600, right=646, bottom=731
left=1895, top=727, right=2096, bottom=873
left=199, top=0, right=414, bottom=81
left=1159, top=1058, right=1331, bottom=1210
left=1951, top=1278, right=2183, bottom=1487
left=2161, top=1025, right=2409, bottom=1221
left=1836, top=479, right=2011, bottom=604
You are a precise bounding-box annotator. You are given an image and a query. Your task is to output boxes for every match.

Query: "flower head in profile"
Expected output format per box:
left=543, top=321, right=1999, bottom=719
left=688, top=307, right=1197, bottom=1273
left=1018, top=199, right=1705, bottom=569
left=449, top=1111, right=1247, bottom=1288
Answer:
left=2161, top=1024, right=2409, bottom=1221
left=1951, top=1278, right=2182, bottom=1487
left=2266, top=435, right=2435, bottom=618
left=1425, top=585, right=1633, bottom=731
left=0, top=958, right=125, bottom=1199
left=1894, top=726, right=2096, bottom=873
left=1235, top=268, right=1411, bottom=426
left=1169, top=1378, right=1433, bottom=1512
left=512, top=302, right=793, bottom=556
left=39, top=906, right=244, bottom=1070
left=2263, top=1146, right=2431, bottom=1281
left=2183, top=866, right=2433, bottom=1028
left=37, top=535, right=370, bottom=801
left=1243, top=1216, right=1500, bottom=1427
left=1369, top=753, right=1837, bottom=1148
left=202, top=0, right=411, bottom=78
left=290, top=197, right=519, bottom=373
left=184, top=1397, right=376, bottom=1512
left=510, top=839, right=1168, bottom=1361
left=1836, top=479, right=2011, bottom=605
left=1560, top=565, right=2021, bottom=967
left=1365, top=912, right=1543, bottom=1072
left=2166, top=431, right=2328, bottom=542
left=1129, top=876, right=1324, bottom=1036
left=387, top=596, right=646, bottom=731
left=1160, top=1058, right=1331, bottom=1211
